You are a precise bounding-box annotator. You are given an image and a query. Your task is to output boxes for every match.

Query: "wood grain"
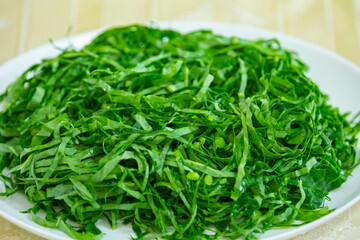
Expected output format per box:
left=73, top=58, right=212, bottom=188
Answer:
left=332, top=0, right=360, bottom=65
left=22, top=0, right=75, bottom=51
left=0, top=0, right=23, bottom=63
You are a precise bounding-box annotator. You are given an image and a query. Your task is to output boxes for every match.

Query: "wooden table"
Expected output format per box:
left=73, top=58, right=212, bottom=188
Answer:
left=0, top=0, right=360, bottom=239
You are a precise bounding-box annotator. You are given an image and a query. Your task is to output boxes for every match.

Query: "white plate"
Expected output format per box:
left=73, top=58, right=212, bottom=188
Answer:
left=0, top=21, right=360, bottom=240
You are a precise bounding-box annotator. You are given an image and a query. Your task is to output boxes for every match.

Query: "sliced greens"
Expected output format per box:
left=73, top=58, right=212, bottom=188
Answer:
left=0, top=25, right=360, bottom=240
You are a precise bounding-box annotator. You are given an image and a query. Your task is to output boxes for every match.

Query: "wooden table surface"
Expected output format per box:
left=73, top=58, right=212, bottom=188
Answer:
left=0, top=0, right=360, bottom=240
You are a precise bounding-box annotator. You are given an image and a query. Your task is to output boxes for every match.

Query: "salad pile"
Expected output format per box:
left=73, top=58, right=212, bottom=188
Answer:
left=0, top=25, right=359, bottom=239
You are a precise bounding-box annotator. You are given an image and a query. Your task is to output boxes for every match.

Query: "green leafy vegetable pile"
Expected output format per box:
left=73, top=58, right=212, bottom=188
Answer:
left=0, top=25, right=360, bottom=240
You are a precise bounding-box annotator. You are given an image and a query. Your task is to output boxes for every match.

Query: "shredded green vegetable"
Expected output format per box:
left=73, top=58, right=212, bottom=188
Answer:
left=1, top=25, right=360, bottom=240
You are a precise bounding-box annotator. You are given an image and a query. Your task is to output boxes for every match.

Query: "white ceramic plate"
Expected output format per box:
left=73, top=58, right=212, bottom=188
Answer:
left=0, top=21, right=360, bottom=240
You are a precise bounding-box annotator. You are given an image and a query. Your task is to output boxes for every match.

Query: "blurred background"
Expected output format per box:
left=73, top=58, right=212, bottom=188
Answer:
left=0, top=0, right=360, bottom=240
left=0, top=0, right=360, bottom=65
